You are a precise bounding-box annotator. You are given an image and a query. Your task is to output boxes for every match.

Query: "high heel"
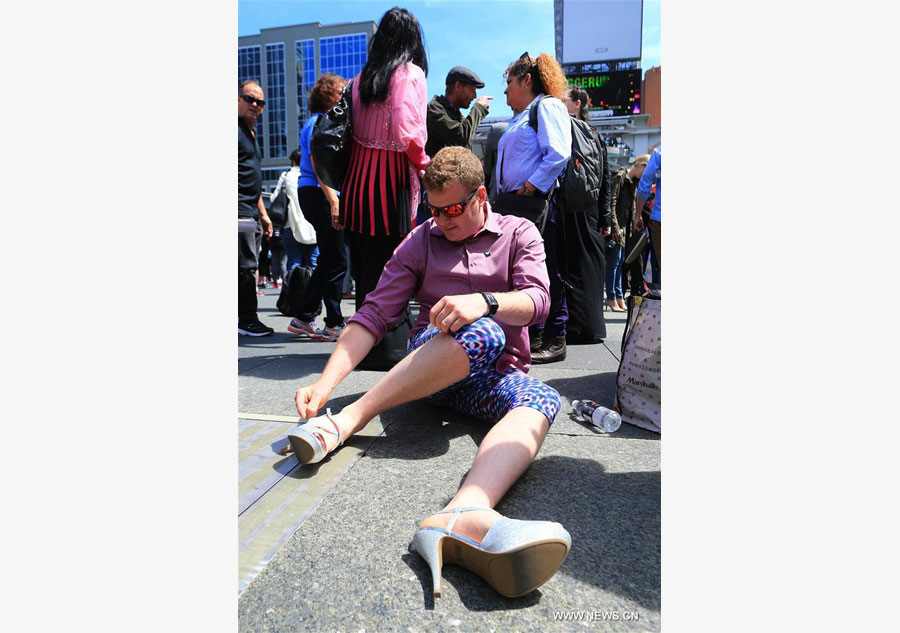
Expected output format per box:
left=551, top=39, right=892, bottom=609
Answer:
left=286, top=408, right=344, bottom=464
left=411, top=506, right=571, bottom=598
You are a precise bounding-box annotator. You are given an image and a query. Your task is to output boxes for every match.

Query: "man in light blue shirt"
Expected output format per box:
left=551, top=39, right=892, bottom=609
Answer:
left=634, top=146, right=661, bottom=273
left=495, top=95, right=571, bottom=196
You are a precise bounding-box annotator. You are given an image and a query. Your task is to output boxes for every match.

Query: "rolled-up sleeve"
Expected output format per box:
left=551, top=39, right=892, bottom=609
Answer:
left=529, top=98, right=571, bottom=193
left=347, top=230, right=424, bottom=343
left=510, top=222, right=551, bottom=326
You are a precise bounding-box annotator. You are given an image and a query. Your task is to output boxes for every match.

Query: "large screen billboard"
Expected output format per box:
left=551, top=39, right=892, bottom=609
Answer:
left=567, top=69, right=641, bottom=117
left=561, top=0, right=643, bottom=64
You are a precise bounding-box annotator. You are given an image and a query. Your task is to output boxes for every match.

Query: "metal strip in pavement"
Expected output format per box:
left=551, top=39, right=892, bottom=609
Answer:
left=238, top=417, right=387, bottom=594
left=238, top=412, right=298, bottom=422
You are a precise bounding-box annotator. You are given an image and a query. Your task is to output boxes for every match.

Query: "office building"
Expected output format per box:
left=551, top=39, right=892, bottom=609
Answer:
left=238, top=20, right=377, bottom=189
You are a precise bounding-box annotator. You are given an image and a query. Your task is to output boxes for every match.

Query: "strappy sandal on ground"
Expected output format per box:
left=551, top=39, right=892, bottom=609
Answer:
left=412, top=506, right=571, bottom=598
left=286, top=408, right=344, bottom=464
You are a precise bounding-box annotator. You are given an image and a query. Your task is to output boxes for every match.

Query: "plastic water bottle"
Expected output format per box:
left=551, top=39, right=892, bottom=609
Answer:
left=572, top=400, right=622, bottom=433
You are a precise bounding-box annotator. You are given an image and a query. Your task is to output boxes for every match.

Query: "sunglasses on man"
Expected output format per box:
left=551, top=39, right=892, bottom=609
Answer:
left=240, top=94, right=266, bottom=108
left=428, top=188, right=478, bottom=219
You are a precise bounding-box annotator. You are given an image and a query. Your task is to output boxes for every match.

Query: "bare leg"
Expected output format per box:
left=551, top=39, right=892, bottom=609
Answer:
left=419, top=406, right=553, bottom=541
left=330, top=332, right=470, bottom=438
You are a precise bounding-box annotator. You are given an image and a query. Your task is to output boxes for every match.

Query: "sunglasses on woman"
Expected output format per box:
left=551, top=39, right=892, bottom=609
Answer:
left=428, top=188, right=478, bottom=219
left=240, top=94, right=266, bottom=108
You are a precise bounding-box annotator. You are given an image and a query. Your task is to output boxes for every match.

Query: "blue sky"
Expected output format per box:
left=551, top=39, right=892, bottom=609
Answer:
left=239, top=0, right=660, bottom=119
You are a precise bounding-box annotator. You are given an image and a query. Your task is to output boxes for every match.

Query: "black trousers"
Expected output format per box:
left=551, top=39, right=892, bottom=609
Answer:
left=297, top=187, right=348, bottom=328
left=346, top=231, right=404, bottom=310
left=238, top=219, right=262, bottom=323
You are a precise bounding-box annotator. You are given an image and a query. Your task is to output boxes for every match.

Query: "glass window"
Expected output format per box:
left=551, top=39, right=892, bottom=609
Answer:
left=265, top=42, right=287, bottom=158
left=319, top=33, right=368, bottom=82
left=296, top=39, right=316, bottom=145
left=238, top=45, right=264, bottom=151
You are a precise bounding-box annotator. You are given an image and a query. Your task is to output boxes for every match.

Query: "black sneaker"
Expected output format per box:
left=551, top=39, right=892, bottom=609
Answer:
left=238, top=320, right=274, bottom=337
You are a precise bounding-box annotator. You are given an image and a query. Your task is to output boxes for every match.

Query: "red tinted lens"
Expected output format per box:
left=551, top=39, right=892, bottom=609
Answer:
left=430, top=203, right=464, bottom=218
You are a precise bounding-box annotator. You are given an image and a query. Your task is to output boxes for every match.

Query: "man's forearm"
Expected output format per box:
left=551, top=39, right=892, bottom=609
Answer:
left=316, top=322, right=377, bottom=390
left=257, top=196, right=269, bottom=220
left=493, top=291, right=537, bottom=326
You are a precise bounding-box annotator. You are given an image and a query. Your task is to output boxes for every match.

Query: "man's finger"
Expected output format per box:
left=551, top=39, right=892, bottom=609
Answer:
left=429, top=299, right=447, bottom=326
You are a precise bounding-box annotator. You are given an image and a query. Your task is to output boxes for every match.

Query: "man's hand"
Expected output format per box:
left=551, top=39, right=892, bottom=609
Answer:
left=429, top=293, right=489, bottom=334
left=476, top=96, right=493, bottom=110
left=634, top=215, right=645, bottom=232
left=260, top=213, right=274, bottom=238
left=295, top=380, right=332, bottom=419
left=601, top=227, right=611, bottom=237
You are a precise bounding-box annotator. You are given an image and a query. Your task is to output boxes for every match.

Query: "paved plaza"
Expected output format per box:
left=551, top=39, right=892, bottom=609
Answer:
left=238, top=289, right=660, bottom=632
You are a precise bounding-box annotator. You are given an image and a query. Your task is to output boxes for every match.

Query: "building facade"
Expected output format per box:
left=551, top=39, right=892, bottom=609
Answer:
left=238, top=20, right=377, bottom=190
left=641, top=66, right=661, bottom=128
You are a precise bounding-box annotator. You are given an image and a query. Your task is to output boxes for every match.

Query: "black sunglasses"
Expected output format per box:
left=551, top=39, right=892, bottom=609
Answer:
left=428, top=188, right=478, bottom=219
left=240, top=94, right=266, bottom=108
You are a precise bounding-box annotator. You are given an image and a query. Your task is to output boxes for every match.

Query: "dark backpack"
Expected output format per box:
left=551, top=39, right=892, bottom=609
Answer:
left=268, top=178, right=289, bottom=229
left=276, top=265, right=313, bottom=317
left=529, top=96, right=603, bottom=212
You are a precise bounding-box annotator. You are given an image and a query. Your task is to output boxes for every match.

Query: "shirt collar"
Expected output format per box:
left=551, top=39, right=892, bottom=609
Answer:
left=428, top=200, right=503, bottom=239
left=435, top=94, right=460, bottom=116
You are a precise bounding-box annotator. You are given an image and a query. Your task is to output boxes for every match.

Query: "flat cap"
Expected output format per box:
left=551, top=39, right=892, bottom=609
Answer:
left=445, top=66, right=484, bottom=88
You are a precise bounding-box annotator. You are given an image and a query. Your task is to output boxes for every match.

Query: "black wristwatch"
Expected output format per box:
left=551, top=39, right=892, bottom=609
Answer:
left=480, top=292, right=499, bottom=317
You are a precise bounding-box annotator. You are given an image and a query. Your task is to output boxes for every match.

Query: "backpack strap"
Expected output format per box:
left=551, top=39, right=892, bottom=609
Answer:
left=528, top=94, right=547, bottom=132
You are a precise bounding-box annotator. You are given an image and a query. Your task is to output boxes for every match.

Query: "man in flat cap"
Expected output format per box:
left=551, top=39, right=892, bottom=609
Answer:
left=425, top=66, right=493, bottom=159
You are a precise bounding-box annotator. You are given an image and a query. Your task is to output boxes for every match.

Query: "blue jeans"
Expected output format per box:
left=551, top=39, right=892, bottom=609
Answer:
left=605, top=242, right=624, bottom=300
left=283, top=225, right=319, bottom=272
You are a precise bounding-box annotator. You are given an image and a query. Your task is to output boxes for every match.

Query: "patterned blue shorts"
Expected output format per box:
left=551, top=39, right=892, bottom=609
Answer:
left=407, top=318, right=561, bottom=425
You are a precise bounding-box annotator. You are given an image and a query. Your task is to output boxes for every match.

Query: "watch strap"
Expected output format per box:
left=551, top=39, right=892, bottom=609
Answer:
left=480, top=292, right=499, bottom=317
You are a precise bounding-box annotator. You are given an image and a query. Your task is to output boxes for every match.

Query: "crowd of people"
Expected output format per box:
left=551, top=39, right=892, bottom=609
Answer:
left=237, top=6, right=661, bottom=599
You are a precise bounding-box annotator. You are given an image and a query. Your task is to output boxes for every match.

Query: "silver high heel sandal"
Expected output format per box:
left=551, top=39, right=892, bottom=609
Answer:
left=286, top=408, right=344, bottom=464
left=412, top=506, right=571, bottom=598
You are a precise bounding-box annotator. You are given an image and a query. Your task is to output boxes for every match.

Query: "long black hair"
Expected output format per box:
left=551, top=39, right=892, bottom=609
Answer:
left=358, top=7, right=428, bottom=105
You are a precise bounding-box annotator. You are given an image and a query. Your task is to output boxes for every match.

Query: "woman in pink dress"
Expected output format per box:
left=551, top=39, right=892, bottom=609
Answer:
left=339, top=7, right=430, bottom=317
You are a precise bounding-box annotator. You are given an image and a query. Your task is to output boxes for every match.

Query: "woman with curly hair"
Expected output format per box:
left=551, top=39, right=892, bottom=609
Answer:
left=286, top=72, right=350, bottom=341
left=494, top=52, right=573, bottom=363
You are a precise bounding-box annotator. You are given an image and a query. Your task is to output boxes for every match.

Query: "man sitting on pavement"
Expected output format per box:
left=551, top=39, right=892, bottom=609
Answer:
left=285, top=146, right=569, bottom=597
left=425, top=66, right=492, bottom=159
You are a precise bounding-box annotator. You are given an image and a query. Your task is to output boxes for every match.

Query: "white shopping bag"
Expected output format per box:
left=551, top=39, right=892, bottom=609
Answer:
left=615, top=295, right=661, bottom=433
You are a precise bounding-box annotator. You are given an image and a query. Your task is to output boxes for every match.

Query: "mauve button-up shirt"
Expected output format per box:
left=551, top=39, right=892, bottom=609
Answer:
left=348, top=202, right=550, bottom=373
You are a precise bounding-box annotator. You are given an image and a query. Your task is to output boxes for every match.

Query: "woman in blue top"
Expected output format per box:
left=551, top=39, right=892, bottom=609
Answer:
left=287, top=73, right=350, bottom=342
left=495, top=53, right=573, bottom=363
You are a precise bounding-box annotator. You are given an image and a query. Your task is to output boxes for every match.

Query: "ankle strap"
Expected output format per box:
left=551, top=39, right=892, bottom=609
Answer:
left=324, top=408, right=344, bottom=446
left=433, top=506, right=499, bottom=533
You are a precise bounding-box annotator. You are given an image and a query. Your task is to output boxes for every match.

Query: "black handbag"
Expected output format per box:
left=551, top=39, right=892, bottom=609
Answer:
left=356, top=303, right=414, bottom=371
left=310, top=79, right=353, bottom=190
